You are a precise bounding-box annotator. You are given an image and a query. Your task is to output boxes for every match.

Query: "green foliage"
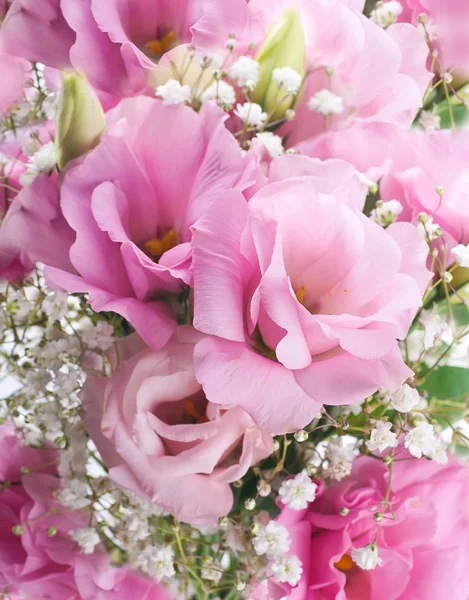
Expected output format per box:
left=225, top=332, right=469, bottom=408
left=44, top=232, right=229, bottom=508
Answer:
left=419, top=366, right=469, bottom=424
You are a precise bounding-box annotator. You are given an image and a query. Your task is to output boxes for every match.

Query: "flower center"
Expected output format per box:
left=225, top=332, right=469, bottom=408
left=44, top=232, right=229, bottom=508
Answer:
left=145, top=30, right=178, bottom=59
left=183, top=399, right=209, bottom=424
left=145, top=229, right=178, bottom=260
left=334, top=554, right=354, bottom=572
left=295, top=286, right=306, bottom=305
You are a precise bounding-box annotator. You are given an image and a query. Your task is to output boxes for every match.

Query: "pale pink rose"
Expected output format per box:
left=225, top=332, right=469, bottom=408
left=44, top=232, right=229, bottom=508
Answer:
left=256, top=454, right=469, bottom=600
left=81, top=327, right=274, bottom=526
left=0, top=174, right=75, bottom=281
left=192, top=0, right=431, bottom=145
left=45, top=97, right=255, bottom=349
left=0, top=421, right=171, bottom=599
left=300, top=124, right=469, bottom=247
left=191, top=176, right=431, bottom=434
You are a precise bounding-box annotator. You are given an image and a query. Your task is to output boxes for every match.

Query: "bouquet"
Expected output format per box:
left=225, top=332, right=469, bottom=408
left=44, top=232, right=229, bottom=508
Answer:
left=1, top=0, right=469, bottom=598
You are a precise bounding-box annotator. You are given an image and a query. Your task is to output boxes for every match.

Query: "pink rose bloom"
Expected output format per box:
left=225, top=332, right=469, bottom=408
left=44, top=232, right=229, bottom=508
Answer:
left=0, top=54, right=30, bottom=115
left=192, top=0, right=431, bottom=145
left=300, top=123, right=469, bottom=247
left=45, top=97, right=255, bottom=349
left=256, top=454, right=469, bottom=600
left=81, top=327, right=273, bottom=526
left=191, top=171, right=431, bottom=434
left=0, top=421, right=171, bottom=599
left=0, top=174, right=75, bottom=281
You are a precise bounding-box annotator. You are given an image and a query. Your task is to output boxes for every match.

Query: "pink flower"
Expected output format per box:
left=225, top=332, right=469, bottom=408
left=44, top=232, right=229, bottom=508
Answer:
left=300, top=124, right=469, bottom=248
left=192, top=0, right=431, bottom=145
left=0, top=54, right=30, bottom=115
left=191, top=168, right=431, bottom=434
left=45, top=98, right=255, bottom=349
left=399, top=0, right=469, bottom=72
left=258, top=454, right=469, bottom=599
left=0, top=174, right=75, bottom=281
left=0, top=0, right=75, bottom=69
left=81, top=327, right=273, bottom=526
left=0, top=421, right=171, bottom=599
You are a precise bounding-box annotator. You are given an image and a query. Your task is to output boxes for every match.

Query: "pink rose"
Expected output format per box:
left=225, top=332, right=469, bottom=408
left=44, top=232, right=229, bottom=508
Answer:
left=258, top=454, right=469, bottom=599
left=81, top=327, right=273, bottom=526
left=192, top=0, right=431, bottom=145
left=191, top=172, right=431, bottom=434
left=300, top=124, right=469, bottom=248
left=45, top=98, right=255, bottom=349
left=0, top=421, right=171, bottom=599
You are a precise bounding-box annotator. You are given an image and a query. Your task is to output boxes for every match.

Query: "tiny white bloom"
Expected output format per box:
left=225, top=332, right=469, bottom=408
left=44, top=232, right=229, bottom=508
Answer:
left=417, top=215, right=442, bottom=240
left=429, top=439, right=448, bottom=465
left=324, top=437, right=356, bottom=481
left=390, top=384, right=420, bottom=413
left=58, top=478, right=91, bottom=509
left=351, top=545, right=383, bottom=570
left=30, top=141, right=57, bottom=172
left=70, top=527, right=100, bottom=554
left=201, top=558, right=223, bottom=583
left=370, top=1, right=403, bottom=28
left=271, top=554, right=303, bottom=586
left=257, top=479, right=272, bottom=497
left=234, top=102, right=267, bottom=127
left=43, top=291, right=69, bottom=322
left=451, top=243, right=469, bottom=268
left=252, top=521, right=291, bottom=558
left=370, top=199, right=403, bottom=227
left=366, top=421, right=398, bottom=453
left=419, top=108, right=441, bottom=131
left=228, top=56, right=260, bottom=88
left=155, top=79, right=191, bottom=105
left=420, top=309, right=446, bottom=350
left=138, top=545, right=175, bottom=582
left=272, top=66, right=302, bottom=94
left=256, top=132, right=284, bottom=157
left=126, top=513, right=151, bottom=541
left=82, top=321, right=115, bottom=351
left=405, top=422, right=438, bottom=458
left=278, top=471, right=317, bottom=510
left=308, top=89, right=344, bottom=116
left=201, top=80, right=236, bottom=109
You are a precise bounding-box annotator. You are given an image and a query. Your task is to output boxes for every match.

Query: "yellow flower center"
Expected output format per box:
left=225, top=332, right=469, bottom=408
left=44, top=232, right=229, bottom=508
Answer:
left=295, top=286, right=306, bottom=305
left=145, top=30, right=178, bottom=58
left=334, top=554, right=354, bottom=572
left=145, top=229, right=178, bottom=260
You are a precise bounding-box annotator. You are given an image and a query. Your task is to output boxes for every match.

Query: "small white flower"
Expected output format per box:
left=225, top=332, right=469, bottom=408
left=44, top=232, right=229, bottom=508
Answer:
left=58, top=478, right=91, bottom=509
left=43, top=291, right=69, bottom=322
left=430, top=439, right=448, bottom=465
left=278, top=471, right=317, bottom=510
left=30, top=141, right=57, bottom=172
left=405, top=422, right=438, bottom=458
left=256, top=132, right=284, bottom=157
left=417, top=215, right=442, bottom=240
left=272, top=66, right=302, bottom=94
left=370, top=199, right=403, bottom=227
left=420, top=309, right=446, bottom=350
left=351, top=545, right=383, bottom=570
left=70, top=527, right=100, bottom=554
left=451, top=243, right=469, bottom=268
left=324, top=437, right=356, bottom=481
left=419, top=108, right=441, bottom=131
left=138, top=545, right=175, bottom=582
left=126, top=513, right=151, bottom=541
left=271, top=554, right=303, bottom=586
left=155, top=79, right=191, bottom=105
left=308, top=89, right=344, bottom=116
left=201, top=558, right=223, bottom=583
left=366, top=421, right=398, bottom=453
left=370, top=1, right=403, bottom=28
left=252, top=521, right=291, bottom=558
left=82, top=321, right=115, bottom=351
left=234, top=102, right=267, bottom=127
left=228, top=56, right=260, bottom=88
left=201, top=80, right=236, bottom=109
left=390, top=384, right=420, bottom=413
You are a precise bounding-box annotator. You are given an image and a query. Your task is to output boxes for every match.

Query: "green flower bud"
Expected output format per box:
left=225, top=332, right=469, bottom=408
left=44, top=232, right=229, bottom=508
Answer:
left=253, top=10, right=306, bottom=121
left=55, top=72, right=105, bottom=170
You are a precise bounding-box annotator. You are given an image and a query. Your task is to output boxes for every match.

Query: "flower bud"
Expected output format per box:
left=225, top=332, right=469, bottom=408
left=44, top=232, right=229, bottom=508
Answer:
left=253, top=10, right=306, bottom=121
left=55, top=72, right=105, bottom=170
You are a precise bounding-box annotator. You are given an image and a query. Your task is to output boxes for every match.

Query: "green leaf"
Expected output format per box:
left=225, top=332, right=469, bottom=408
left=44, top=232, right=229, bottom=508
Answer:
left=419, top=366, right=469, bottom=424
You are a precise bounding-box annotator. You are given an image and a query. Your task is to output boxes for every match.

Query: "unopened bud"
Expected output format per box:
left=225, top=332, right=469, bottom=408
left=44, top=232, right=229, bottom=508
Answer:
left=373, top=512, right=384, bottom=522
left=340, top=507, right=350, bottom=516
left=235, top=580, right=246, bottom=591
left=12, top=524, right=23, bottom=535
left=218, top=516, right=229, bottom=528
left=257, top=480, right=272, bottom=497
left=442, top=272, right=453, bottom=283
left=47, top=526, right=57, bottom=537
left=245, top=498, right=256, bottom=510
left=294, top=429, right=308, bottom=442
